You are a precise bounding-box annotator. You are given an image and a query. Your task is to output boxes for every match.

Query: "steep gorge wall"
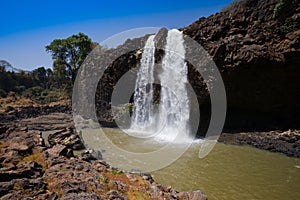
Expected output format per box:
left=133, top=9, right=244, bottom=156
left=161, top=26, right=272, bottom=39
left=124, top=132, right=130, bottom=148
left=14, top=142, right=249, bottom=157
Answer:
left=183, top=0, right=300, bottom=133
left=77, top=0, right=300, bottom=136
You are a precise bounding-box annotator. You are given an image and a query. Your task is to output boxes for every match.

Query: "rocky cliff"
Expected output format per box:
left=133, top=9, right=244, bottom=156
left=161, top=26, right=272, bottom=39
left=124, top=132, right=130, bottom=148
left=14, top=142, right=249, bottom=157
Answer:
left=182, top=0, right=300, bottom=133
left=77, top=0, right=300, bottom=136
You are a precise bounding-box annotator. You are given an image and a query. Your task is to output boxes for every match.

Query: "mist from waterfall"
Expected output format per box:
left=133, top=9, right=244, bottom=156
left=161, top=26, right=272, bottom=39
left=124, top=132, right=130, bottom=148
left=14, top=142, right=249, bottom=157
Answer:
left=130, top=29, right=190, bottom=141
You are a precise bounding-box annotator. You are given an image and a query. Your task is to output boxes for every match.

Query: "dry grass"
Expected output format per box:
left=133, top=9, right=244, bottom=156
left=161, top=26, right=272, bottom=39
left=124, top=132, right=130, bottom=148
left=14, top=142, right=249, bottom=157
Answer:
left=0, top=96, right=38, bottom=111
left=20, top=152, right=48, bottom=171
left=49, top=99, right=70, bottom=107
left=0, top=96, right=70, bottom=112
left=104, top=172, right=151, bottom=199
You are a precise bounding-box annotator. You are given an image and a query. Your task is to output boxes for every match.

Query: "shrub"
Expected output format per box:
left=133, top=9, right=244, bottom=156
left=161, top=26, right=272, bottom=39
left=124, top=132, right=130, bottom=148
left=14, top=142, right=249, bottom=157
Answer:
left=14, top=85, right=26, bottom=94
left=22, top=86, right=43, bottom=98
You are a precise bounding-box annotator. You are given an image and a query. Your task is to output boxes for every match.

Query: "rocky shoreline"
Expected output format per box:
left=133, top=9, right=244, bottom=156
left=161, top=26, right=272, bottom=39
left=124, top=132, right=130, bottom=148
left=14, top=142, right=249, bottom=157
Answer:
left=0, top=108, right=208, bottom=200
left=0, top=104, right=71, bottom=123
left=13, top=105, right=300, bottom=157
left=219, top=130, right=300, bottom=158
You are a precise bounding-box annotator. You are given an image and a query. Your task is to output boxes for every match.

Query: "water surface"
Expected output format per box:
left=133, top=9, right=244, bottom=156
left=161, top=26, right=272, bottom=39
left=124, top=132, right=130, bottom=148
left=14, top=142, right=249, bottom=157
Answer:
left=82, top=128, right=300, bottom=200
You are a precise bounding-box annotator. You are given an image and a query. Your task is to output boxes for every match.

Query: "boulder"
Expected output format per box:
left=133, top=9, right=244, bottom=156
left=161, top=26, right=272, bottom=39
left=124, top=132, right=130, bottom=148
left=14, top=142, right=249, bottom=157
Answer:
left=178, top=190, right=208, bottom=200
left=80, top=149, right=102, bottom=162
left=44, top=144, right=74, bottom=159
left=48, top=128, right=85, bottom=150
left=0, top=161, right=42, bottom=182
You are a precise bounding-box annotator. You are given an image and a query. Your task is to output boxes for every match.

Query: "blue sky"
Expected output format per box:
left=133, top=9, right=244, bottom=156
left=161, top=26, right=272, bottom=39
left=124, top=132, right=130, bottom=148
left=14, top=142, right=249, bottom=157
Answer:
left=0, top=0, right=232, bottom=70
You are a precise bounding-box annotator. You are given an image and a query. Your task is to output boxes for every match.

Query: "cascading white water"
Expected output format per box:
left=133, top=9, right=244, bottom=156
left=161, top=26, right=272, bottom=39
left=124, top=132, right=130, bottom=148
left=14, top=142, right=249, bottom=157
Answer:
left=131, top=29, right=190, bottom=141
left=156, top=29, right=190, bottom=141
left=131, top=35, right=156, bottom=132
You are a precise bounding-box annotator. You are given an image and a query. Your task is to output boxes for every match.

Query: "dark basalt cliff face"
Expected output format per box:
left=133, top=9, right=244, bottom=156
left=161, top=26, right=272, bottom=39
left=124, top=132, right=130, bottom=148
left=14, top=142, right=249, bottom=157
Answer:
left=183, top=0, right=299, bottom=70
left=182, top=0, right=300, bottom=132
left=77, top=0, right=300, bottom=136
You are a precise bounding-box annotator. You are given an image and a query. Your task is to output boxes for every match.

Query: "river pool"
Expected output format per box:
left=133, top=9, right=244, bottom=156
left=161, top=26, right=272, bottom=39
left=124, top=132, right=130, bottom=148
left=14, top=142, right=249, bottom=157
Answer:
left=80, top=128, right=300, bottom=200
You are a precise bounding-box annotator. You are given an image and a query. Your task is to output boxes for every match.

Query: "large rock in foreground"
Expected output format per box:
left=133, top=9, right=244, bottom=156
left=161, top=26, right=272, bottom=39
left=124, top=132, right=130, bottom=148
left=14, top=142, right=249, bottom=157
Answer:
left=48, top=128, right=85, bottom=150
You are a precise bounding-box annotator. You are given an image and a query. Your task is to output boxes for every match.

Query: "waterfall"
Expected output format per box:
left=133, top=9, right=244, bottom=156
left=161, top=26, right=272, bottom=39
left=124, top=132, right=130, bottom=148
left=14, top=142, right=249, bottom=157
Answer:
left=131, top=35, right=156, bottom=132
left=130, top=29, right=190, bottom=141
left=157, top=29, right=190, bottom=140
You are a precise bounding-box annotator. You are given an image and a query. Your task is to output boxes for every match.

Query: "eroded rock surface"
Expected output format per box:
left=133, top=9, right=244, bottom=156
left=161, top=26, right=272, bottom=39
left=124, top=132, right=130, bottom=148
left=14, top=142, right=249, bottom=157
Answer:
left=0, top=124, right=207, bottom=199
left=48, top=128, right=85, bottom=150
left=219, top=130, right=300, bottom=157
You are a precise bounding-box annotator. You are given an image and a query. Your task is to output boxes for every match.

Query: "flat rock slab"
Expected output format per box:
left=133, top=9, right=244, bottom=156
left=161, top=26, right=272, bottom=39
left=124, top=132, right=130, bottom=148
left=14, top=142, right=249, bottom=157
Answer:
left=17, top=113, right=73, bottom=131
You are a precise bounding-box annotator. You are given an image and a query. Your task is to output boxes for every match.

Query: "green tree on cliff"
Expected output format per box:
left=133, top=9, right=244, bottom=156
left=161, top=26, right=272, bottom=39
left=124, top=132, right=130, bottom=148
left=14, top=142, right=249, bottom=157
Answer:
left=46, top=32, right=97, bottom=84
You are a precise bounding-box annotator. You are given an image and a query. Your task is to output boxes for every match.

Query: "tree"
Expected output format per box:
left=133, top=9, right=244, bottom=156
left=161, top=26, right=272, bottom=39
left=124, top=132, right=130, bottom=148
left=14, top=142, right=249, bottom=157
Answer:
left=46, top=32, right=97, bottom=83
left=32, top=66, right=47, bottom=80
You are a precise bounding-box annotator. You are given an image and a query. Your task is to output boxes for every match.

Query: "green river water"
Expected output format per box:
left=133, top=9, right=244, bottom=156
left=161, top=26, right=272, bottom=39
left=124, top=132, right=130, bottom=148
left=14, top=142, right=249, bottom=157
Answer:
left=79, top=128, right=300, bottom=200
